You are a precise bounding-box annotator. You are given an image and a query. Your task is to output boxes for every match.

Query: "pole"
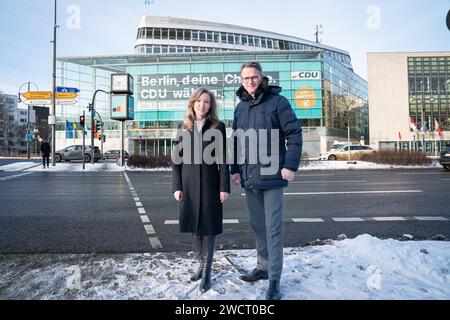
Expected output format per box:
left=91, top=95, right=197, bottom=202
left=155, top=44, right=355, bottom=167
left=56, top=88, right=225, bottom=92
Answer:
left=27, top=82, right=30, bottom=160
left=82, top=110, right=85, bottom=170
left=120, top=121, right=125, bottom=166
left=51, top=0, right=57, bottom=166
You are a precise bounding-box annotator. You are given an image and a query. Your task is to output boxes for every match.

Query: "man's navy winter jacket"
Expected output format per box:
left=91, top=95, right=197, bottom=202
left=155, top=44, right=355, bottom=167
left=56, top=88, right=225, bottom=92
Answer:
left=230, top=78, right=303, bottom=189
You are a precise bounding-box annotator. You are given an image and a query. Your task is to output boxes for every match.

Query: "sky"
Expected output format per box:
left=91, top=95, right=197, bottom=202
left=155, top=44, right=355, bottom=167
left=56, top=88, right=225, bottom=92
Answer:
left=0, top=0, right=449, bottom=96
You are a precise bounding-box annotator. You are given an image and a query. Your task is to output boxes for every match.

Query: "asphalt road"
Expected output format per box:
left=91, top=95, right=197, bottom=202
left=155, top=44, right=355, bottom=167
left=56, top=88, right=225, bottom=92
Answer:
left=0, top=168, right=449, bottom=254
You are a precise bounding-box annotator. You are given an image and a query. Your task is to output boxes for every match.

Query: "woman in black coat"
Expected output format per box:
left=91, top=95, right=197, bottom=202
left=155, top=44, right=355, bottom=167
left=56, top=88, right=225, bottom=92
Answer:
left=172, top=87, right=230, bottom=292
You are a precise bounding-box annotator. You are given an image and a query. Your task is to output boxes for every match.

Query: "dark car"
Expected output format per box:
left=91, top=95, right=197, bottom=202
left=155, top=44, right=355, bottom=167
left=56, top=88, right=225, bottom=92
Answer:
left=55, top=145, right=102, bottom=163
left=439, top=147, right=450, bottom=172
left=104, top=149, right=129, bottom=160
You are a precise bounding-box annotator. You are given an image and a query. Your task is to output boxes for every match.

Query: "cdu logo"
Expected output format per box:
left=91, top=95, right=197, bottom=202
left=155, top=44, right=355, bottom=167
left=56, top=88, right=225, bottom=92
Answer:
left=447, top=9, right=450, bottom=31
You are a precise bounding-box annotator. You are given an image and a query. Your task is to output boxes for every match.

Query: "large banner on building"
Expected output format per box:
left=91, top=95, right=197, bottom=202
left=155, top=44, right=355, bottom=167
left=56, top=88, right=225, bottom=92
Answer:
left=136, top=72, right=279, bottom=103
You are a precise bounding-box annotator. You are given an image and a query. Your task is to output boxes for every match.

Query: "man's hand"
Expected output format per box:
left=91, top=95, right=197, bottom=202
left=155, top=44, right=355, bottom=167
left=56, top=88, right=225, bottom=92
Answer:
left=220, top=192, right=229, bottom=204
left=231, top=173, right=241, bottom=187
left=281, top=168, right=295, bottom=182
left=173, top=190, right=184, bottom=202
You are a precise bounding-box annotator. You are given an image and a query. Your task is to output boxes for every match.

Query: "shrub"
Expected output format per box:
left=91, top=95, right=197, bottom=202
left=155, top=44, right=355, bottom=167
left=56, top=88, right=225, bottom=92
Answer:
left=127, top=155, right=172, bottom=168
left=360, top=149, right=431, bottom=166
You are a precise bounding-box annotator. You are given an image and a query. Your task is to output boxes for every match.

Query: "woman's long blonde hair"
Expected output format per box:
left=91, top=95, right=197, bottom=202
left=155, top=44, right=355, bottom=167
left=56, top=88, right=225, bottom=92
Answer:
left=182, top=87, right=219, bottom=131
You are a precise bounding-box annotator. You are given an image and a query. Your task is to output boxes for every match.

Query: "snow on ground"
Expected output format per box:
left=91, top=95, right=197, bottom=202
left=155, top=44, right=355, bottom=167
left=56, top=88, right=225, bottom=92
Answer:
left=0, top=235, right=449, bottom=300
left=0, top=159, right=441, bottom=173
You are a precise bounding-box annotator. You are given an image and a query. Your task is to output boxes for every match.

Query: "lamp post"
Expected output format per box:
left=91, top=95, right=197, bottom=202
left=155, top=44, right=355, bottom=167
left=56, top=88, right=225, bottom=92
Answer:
left=50, top=0, right=59, bottom=166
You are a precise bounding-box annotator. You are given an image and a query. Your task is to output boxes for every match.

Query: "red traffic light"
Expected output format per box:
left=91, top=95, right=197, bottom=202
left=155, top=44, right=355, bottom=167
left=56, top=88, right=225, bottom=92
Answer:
left=79, top=115, right=85, bottom=126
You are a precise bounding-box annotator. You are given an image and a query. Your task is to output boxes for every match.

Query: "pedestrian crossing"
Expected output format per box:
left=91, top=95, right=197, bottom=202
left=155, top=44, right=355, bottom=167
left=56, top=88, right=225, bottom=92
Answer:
left=163, top=216, right=449, bottom=224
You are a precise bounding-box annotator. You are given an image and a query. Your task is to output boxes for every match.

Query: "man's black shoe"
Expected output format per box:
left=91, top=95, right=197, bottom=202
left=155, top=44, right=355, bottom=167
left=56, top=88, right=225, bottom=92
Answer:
left=266, top=280, right=281, bottom=300
left=239, top=269, right=269, bottom=282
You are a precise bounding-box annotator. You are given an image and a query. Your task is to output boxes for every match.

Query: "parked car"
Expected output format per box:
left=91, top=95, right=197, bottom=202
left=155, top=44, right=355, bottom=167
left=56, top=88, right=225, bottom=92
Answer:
left=319, top=145, right=375, bottom=161
left=439, top=147, right=450, bottom=172
left=104, top=149, right=129, bottom=160
left=54, top=145, right=101, bottom=162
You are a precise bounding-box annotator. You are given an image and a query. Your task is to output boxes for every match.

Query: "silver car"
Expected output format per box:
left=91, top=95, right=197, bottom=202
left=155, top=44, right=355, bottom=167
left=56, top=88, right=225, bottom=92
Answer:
left=54, top=145, right=101, bottom=162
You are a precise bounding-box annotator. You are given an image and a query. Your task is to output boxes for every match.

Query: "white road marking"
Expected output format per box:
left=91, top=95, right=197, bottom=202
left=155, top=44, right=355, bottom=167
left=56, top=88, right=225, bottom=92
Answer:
left=0, top=172, right=34, bottom=182
left=372, top=217, right=406, bottom=221
left=332, top=217, right=364, bottom=222
left=290, top=180, right=367, bottom=184
left=124, top=172, right=162, bottom=249
left=414, top=216, right=449, bottom=221
left=149, top=237, right=162, bottom=249
left=144, top=224, right=156, bottom=234
left=165, top=220, right=179, bottom=225
left=223, top=219, right=239, bottom=224
left=283, top=190, right=423, bottom=195
left=396, top=172, right=443, bottom=175
left=292, top=218, right=324, bottom=223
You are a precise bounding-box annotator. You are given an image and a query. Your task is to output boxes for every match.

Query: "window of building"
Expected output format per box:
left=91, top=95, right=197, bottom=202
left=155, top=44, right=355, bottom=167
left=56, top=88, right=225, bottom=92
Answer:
left=242, top=35, right=248, bottom=45
left=154, top=28, right=161, bottom=39
left=161, top=28, right=168, bottom=39
left=248, top=36, right=254, bottom=46
left=199, top=31, right=206, bottom=42
left=267, top=39, right=273, bottom=49
left=261, top=38, right=267, bottom=48
left=227, top=33, right=234, bottom=44
left=169, top=29, right=176, bottom=40
left=192, top=30, right=199, bottom=41
left=221, top=33, right=227, bottom=43
left=146, top=28, right=153, bottom=39
left=177, top=29, right=184, bottom=40
left=153, top=46, right=161, bottom=54
left=207, top=31, right=213, bottom=42
left=161, top=46, right=168, bottom=53
left=169, top=46, right=177, bottom=53
left=184, top=29, right=191, bottom=40
left=255, top=37, right=261, bottom=47
left=213, top=32, right=220, bottom=43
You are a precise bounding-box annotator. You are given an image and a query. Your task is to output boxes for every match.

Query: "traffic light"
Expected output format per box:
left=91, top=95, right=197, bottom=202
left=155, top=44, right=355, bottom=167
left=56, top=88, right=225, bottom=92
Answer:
left=98, top=134, right=106, bottom=142
left=79, top=115, right=85, bottom=127
left=88, top=103, right=93, bottom=112
left=95, top=120, right=101, bottom=132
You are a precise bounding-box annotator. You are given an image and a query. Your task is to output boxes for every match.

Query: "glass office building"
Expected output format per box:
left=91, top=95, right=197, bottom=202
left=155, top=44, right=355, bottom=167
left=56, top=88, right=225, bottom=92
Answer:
left=56, top=50, right=367, bottom=157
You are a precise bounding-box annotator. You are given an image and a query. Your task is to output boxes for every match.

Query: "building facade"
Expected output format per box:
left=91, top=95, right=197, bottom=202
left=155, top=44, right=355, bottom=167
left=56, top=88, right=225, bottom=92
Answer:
left=55, top=16, right=368, bottom=158
left=0, top=93, right=28, bottom=156
left=368, top=52, right=450, bottom=154
left=135, top=16, right=353, bottom=70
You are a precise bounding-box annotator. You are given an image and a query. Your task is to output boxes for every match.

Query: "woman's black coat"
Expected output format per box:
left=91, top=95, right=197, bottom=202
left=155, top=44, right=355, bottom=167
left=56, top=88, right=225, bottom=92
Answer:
left=172, top=119, right=230, bottom=236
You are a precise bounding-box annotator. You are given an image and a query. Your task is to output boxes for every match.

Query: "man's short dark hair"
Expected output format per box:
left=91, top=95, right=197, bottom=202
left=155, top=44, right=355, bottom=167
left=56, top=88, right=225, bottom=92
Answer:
left=240, top=61, right=263, bottom=75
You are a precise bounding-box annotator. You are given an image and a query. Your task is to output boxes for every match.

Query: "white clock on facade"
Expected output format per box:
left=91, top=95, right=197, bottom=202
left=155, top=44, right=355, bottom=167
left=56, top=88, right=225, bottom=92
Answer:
left=111, top=73, right=134, bottom=94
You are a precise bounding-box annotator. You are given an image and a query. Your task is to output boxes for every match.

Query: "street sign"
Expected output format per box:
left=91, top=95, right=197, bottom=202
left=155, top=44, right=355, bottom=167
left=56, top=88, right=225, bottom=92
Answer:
left=23, top=91, right=52, bottom=100
left=56, top=99, right=77, bottom=105
left=26, top=134, right=33, bottom=142
left=57, top=86, right=80, bottom=93
left=55, top=92, right=78, bottom=99
left=22, top=99, right=52, bottom=105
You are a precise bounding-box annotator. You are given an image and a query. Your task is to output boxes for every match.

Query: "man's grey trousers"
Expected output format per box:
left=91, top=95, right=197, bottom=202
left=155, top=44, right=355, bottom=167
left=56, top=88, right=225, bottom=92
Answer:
left=245, top=187, right=284, bottom=281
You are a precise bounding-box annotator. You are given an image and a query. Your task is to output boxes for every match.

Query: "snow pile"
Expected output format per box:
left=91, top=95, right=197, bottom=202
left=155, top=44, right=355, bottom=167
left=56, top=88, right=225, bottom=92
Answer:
left=1, top=235, right=449, bottom=300
left=299, top=160, right=440, bottom=171
left=23, top=162, right=126, bottom=172
left=0, top=162, right=39, bottom=171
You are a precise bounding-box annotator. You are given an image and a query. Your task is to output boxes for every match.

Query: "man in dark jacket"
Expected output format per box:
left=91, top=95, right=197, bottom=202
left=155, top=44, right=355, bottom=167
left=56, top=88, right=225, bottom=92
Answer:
left=40, top=138, right=51, bottom=169
left=231, top=61, right=302, bottom=300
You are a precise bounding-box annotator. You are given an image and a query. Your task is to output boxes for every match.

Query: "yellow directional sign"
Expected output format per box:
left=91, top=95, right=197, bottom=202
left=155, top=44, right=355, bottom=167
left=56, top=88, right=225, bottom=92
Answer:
left=23, top=91, right=52, bottom=100
left=55, top=92, right=78, bottom=99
